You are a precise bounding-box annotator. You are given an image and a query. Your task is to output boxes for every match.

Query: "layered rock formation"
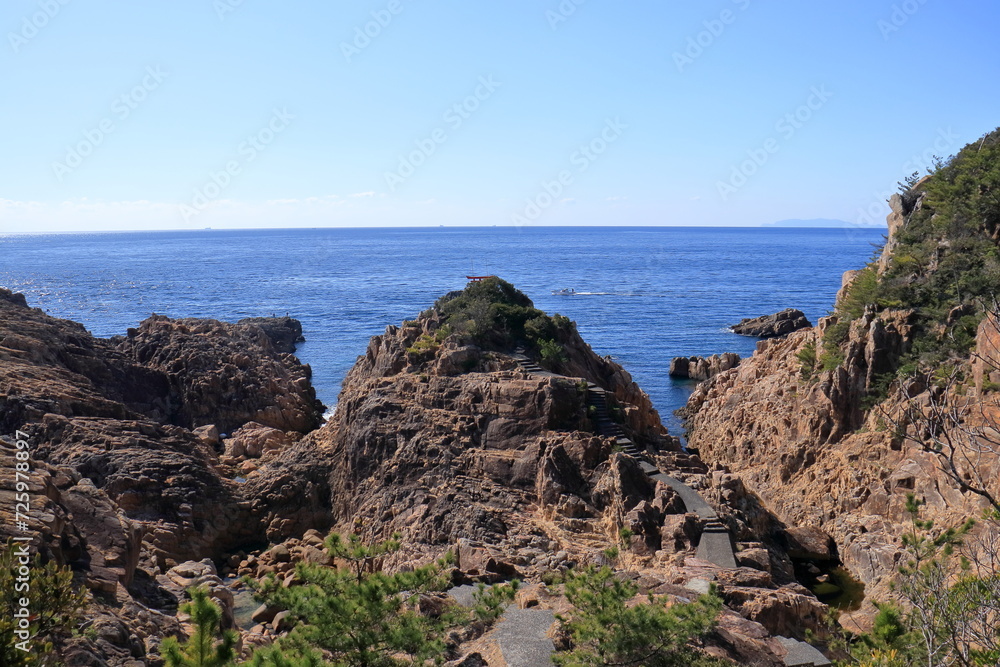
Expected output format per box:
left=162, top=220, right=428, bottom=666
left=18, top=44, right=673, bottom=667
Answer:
left=1, top=282, right=844, bottom=665
left=0, top=290, right=325, bottom=663
left=684, top=156, right=1000, bottom=628
left=731, top=309, right=811, bottom=338
left=670, top=353, right=741, bottom=381
left=245, top=284, right=838, bottom=661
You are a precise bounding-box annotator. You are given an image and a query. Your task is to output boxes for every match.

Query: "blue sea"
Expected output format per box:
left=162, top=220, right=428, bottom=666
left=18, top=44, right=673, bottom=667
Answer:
left=0, top=226, right=882, bottom=434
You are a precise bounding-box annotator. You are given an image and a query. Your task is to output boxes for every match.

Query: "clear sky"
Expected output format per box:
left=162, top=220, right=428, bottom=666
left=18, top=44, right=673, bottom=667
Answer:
left=1, top=0, right=998, bottom=232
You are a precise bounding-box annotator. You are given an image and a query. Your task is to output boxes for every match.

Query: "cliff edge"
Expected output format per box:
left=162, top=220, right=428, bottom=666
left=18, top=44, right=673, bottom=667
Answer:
left=683, top=128, right=1000, bottom=627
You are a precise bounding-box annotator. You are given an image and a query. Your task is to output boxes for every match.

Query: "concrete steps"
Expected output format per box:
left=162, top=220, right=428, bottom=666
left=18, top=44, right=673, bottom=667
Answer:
left=512, top=354, right=738, bottom=571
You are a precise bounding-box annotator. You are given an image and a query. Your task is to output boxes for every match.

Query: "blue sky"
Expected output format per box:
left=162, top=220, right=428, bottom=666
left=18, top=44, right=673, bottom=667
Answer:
left=1, top=0, right=998, bottom=232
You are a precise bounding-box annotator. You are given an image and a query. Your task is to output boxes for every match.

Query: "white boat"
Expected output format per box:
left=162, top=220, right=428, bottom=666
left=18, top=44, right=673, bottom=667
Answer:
left=551, top=288, right=576, bottom=295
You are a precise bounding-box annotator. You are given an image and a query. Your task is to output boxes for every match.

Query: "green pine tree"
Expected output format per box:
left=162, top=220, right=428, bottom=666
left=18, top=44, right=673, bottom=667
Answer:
left=160, top=587, right=238, bottom=667
left=553, top=565, right=725, bottom=667
left=0, top=539, right=87, bottom=667
left=248, top=533, right=455, bottom=667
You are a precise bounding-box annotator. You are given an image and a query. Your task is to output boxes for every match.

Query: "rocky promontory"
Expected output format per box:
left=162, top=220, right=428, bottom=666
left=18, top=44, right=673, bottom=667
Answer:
left=684, top=130, right=1000, bottom=633
left=670, top=353, right=741, bottom=381
left=0, top=290, right=325, bottom=662
left=1, top=279, right=846, bottom=665
left=730, top=309, right=811, bottom=338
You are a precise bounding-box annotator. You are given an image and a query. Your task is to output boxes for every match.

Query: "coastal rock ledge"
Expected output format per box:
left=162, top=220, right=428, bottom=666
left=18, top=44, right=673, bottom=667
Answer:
left=730, top=308, right=811, bottom=338
left=0, top=281, right=840, bottom=665
left=669, top=353, right=741, bottom=381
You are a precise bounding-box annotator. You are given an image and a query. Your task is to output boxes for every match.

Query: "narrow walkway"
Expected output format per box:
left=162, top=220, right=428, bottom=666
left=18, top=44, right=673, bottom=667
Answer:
left=494, top=607, right=556, bottom=667
left=776, top=636, right=833, bottom=666
left=448, top=588, right=557, bottom=667
left=514, top=354, right=738, bottom=570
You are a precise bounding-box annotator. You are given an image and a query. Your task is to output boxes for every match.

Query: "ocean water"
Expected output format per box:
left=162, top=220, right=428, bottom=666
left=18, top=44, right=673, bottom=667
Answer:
left=0, top=226, right=883, bottom=434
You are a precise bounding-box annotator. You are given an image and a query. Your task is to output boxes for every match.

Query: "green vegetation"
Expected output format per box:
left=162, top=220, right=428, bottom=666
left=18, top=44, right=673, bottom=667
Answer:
left=553, top=565, right=725, bottom=667
left=242, top=532, right=516, bottom=667
left=405, top=326, right=451, bottom=363
left=431, top=277, right=575, bottom=365
left=818, top=128, right=1000, bottom=404
left=158, top=533, right=520, bottom=666
left=796, top=341, right=817, bottom=380
left=248, top=533, right=451, bottom=665
left=842, top=496, right=1000, bottom=667
left=0, top=540, right=87, bottom=667
left=161, top=587, right=238, bottom=667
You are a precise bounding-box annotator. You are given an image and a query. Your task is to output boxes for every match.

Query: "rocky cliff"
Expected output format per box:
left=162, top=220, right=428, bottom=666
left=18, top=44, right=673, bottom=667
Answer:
left=1, top=281, right=845, bottom=665
left=0, top=289, right=325, bottom=663
left=683, top=130, right=1000, bottom=629
left=241, top=281, right=837, bottom=663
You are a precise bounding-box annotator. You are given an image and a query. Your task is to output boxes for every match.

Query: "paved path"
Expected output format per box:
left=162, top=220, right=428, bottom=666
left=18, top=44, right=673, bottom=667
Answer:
left=513, top=355, right=738, bottom=570
left=776, top=636, right=833, bottom=666
left=649, top=472, right=717, bottom=520
left=494, top=606, right=556, bottom=667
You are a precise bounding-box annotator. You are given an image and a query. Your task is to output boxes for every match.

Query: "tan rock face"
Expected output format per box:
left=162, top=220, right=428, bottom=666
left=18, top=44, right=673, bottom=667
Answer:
left=684, top=306, right=1000, bottom=612
left=258, top=312, right=686, bottom=569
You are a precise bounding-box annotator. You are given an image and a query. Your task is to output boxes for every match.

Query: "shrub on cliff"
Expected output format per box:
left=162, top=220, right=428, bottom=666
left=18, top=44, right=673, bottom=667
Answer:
left=432, top=277, right=575, bottom=360
left=0, top=540, right=87, bottom=667
left=553, top=565, right=725, bottom=667
left=845, top=496, right=1000, bottom=667
left=821, top=128, right=1000, bottom=398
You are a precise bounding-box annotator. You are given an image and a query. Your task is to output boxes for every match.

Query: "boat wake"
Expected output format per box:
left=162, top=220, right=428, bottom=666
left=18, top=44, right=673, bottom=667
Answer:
left=551, top=291, right=640, bottom=296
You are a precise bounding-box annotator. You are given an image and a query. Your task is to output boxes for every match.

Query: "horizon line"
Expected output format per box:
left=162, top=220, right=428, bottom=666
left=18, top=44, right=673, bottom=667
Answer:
left=1, top=223, right=888, bottom=236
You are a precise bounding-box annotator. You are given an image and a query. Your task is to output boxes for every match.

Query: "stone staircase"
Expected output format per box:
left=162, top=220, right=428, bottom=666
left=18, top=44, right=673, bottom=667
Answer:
left=586, top=384, right=644, bottom=458
left=513, top=355, right=737, bottom=569
left=465, top=354, right=830, bottom=666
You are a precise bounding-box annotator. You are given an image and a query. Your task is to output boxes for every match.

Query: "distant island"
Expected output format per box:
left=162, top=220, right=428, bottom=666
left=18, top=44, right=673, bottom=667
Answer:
left=762, top=218, right=885, bottom=228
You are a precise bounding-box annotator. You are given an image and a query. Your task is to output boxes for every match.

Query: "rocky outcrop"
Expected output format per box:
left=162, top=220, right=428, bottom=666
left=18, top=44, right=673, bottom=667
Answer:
left=683, top=188, right=1000, bottom=624
left=681, top=315, right=958, bottom=611
left=670, top=353, right=741, bottom=381
left=236, top=316, right=306, bottom=354
left=116, top=315, right=323, bottom=433
left=0, top=290, right=331, bottom=664
left=731, top=309, right=811, bottom=338
left=0, top=284, right=842, bottom=665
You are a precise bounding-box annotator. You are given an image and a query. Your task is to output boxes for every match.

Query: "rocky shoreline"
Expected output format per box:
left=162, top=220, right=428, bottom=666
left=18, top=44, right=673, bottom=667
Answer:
left=0, top=281, right=849, bottom=665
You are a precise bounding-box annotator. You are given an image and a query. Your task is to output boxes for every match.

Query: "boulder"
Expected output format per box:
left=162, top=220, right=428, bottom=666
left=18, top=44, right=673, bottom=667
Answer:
left=669, top=353, right=741, bottom=381
left=783, top=527, right=837, bottom=562
left=224, top=421, right=294, bottom=459
left=731, top=309, right=811, bottom=338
